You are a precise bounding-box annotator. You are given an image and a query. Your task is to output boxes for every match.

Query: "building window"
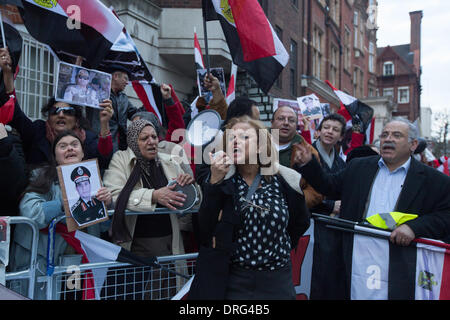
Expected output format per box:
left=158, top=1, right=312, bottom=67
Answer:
left=352, top=67, right=364, bottom=98
left=290, top=39, right=298, bottom=96
left=275, top=26, right=283, bottom=88
left=16, top=33, right=56, bottom=120
left=329, top=0, right=339, bottom=24
left=383, top=88, right=394, bottom=97
left=368, top=42, right=375, bottom=73
left=330, top=45, right=338, bottom=86
left=398, top=87, right=410, bottom=103
left=312, top=26, right=323, bottom=79
left=291, top=0, right=298, bottom=8
left=359, top=69, right=364, bottom=98
left=344, top=26, right=351, bottom=71
left=383, top=61, right=394, bottom=76
left=359, top=15, right=364, bottom=50
left=353, top=11, right=359, bottom=48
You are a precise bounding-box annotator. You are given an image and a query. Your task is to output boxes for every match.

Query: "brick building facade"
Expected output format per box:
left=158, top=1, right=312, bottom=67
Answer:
left=300, top=0, right=378, bottom=112
left=376, top=11, right=422, bottom=121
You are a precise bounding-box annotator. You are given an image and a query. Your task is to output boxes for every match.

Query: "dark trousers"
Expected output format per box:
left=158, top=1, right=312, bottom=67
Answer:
left=225, top=263, right=296, bottom=300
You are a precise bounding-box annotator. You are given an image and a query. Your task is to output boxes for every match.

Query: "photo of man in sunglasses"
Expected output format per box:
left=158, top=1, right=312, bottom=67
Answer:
left=63, top=68, right=98, bottom=107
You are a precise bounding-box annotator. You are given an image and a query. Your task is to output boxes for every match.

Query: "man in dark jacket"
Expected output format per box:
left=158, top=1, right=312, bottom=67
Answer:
left=311, top=113, right=347, bottom=215
left=293, top=117, right=450, bottom=299
left=87, top=65, right=138, bottom=152
left=293, top=118, right=450, bottom=245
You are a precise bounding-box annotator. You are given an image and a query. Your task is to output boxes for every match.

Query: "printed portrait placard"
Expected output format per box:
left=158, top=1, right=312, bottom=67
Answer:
left=55, top=61, right=112, bottom=109
left=57, top=159, right=108, bottom=232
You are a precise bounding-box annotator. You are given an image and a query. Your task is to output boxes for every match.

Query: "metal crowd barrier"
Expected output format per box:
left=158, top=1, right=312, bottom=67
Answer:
left=4, top=217, right=40, bottom=300
left=4, top=208, right=198, bottom=300
left=44, top=252, right=197, bottom=300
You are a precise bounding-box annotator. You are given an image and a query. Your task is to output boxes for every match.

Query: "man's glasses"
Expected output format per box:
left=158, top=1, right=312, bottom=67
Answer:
left=78, top=75, right=89, bottom=80
left=49, top=106, right=76, bottom=116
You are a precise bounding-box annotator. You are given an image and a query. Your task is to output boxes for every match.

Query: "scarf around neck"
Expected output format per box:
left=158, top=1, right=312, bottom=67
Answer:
left=110, top=119, right=164, bottom=244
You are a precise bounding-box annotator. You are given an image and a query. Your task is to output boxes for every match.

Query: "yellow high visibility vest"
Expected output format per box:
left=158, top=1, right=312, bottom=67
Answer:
left=366, top=212, right=418, bottom=230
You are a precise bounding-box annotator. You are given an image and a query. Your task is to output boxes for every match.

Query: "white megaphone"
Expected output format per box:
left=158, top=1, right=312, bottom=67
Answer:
left=185, top=109, right=222, bottom=147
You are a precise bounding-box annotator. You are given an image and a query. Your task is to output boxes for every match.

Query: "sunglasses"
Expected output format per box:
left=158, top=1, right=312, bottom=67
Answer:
left=78, top=75, right=89, bottom=80
left=49, top=106, right=76, bottom=116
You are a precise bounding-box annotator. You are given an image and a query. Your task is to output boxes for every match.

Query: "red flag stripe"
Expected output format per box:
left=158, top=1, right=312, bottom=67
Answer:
left=440, top=249, right=450, bottom=299
left=228, top=0, right=276, bottom=62
left=57, top=0, right=123, bottom=43
left=52, top=223, right=96, bottom=300
left=194, top=32, right=205, bottom=69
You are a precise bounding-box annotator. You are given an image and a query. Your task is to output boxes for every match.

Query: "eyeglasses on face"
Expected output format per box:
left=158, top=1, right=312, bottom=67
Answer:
left=275, top=116, right=297, bottom=124
left=379, top=131, right=405, bottom=140
left=50, top=106, right=76, bottom=116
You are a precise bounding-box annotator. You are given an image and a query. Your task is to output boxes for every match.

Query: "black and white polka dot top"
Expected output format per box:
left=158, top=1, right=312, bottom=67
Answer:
left=231, top=174, right=292, bottom=271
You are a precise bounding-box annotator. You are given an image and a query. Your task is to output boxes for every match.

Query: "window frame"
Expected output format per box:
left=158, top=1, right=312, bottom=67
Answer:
left=397, top=86, right=410, bottom=104
left=383, top=61, right=394, bottom=76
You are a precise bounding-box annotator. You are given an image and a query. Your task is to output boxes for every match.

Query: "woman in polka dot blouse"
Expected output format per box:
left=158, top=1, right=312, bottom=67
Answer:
left=190, top=116, right=310, bottom=300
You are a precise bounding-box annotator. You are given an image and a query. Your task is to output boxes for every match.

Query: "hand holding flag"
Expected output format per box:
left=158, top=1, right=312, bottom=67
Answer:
left=202, top=0, right=288, bottom=93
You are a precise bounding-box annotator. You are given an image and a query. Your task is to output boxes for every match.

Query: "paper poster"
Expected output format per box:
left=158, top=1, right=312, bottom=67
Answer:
left=55, top=61, right=112, bottom=109
left=57, top=159, right=108, bottom=232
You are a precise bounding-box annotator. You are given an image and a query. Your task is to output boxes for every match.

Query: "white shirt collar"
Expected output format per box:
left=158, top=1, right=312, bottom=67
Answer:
left=378, top=156, right=412, bottom=173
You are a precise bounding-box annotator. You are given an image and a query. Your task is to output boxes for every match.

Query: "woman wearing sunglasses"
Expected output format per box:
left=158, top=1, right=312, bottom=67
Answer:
left=0, top=47, right=114, bottom=171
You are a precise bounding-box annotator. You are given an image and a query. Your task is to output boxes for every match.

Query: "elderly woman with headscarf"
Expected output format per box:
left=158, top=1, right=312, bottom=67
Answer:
left=103, top=119, right=201, bottom=258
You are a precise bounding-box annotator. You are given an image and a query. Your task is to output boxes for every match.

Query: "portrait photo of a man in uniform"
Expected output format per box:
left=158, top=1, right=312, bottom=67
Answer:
left=56, top=62, right=112, bottom=109
left=297, top=94, right=323, bottom=120
left=69, top=165, right=107, bottom=227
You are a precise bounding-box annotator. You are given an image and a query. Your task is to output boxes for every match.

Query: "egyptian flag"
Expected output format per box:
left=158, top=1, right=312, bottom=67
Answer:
left=226, top=62, right=237, bottom=105
left=131, top=80, right=163, bottom=124
left=325, top=80, right=374, bottom=135
left=172, top=276, right=194, bottom=300
left=194, top=29, right=205, bottom=70
left=365, top=117, right=375, bottom=144
left=47, top=222, right=158, bottom=300
left=96, top=9, right=154, bottom=83
left=203, top=0, right=289, bottom=94
left=19, top=0, right=123, bottom=68
left=437, top=156, right=449, bottom=176
left=350, top=225, right=450, bottom=300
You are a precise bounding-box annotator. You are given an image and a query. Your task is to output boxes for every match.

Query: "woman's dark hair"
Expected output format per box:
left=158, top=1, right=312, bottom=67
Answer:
left=224, top=96, right=257, bottom=126
left=24, top=130, right=85, bottom=195
left=317, top=113, right=347, bottom=137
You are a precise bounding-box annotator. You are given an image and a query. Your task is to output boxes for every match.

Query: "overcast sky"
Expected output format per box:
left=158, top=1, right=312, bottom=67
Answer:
left=377, top=0, right=450, bottom=115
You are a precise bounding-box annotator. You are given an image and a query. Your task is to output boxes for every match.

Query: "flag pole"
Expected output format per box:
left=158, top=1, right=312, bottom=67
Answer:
left=0, top=10, right=6, bottom=48
left=201, top=2, right=211, bottom=74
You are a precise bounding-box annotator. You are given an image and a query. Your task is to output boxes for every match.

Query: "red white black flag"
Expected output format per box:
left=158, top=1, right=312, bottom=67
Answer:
left=194, top=29, right=205, bottom=70
left=226, top=62, right=237, bottom=105
left=203, top=0, right=289, bottom=94
left=19, top=0, right=124, bottom=68
left=325, top=80, right=375, bottom=144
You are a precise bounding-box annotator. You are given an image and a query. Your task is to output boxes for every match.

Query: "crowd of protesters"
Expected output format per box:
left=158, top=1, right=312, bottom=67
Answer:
left=0, top=42, right=449, bottom=300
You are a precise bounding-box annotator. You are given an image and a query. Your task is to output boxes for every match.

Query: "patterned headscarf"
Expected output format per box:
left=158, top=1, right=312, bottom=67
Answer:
left=112, top=119, right=160, bottom=244
left=127, top=119, right=159, bottom=177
